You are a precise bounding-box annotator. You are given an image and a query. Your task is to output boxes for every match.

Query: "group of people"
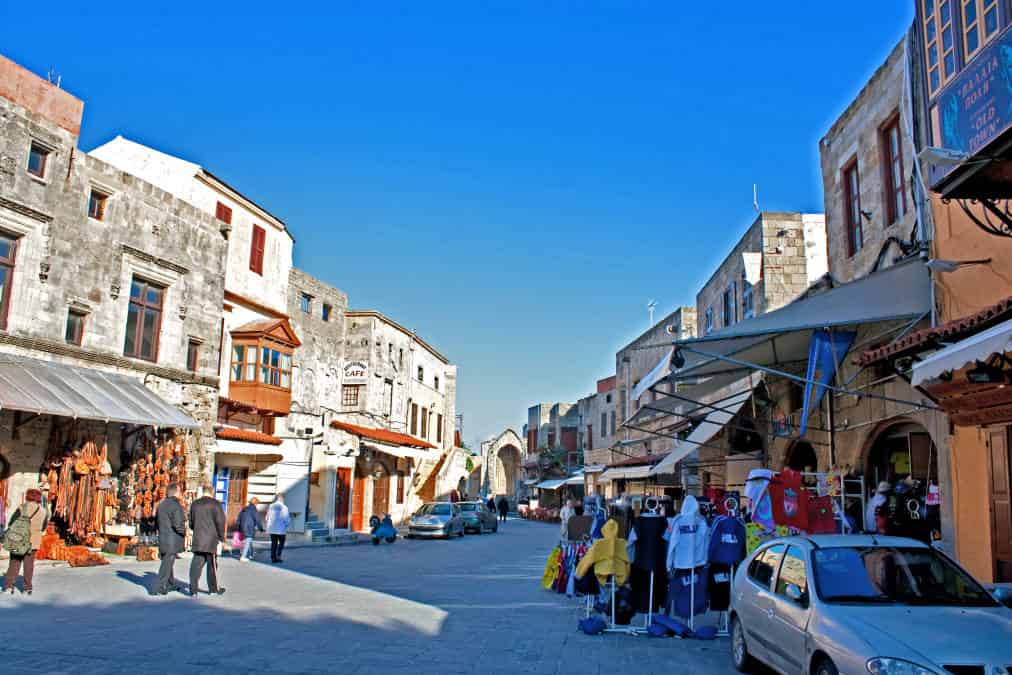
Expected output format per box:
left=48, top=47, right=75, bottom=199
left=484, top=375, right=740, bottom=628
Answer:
left=486, top=495, right=510, bottom=522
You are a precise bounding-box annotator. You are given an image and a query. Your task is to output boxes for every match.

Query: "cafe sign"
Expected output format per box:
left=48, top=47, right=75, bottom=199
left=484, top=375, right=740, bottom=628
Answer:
left=344, top=361, right=367, bottom=382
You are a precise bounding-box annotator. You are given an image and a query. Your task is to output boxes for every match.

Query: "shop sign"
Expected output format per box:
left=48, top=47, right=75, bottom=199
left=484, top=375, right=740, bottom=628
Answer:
left=931, top=26, right=1012, bottom=187
left=344, top=361, right=367, bottom=382
left=772, top=412, right=794, bottom=438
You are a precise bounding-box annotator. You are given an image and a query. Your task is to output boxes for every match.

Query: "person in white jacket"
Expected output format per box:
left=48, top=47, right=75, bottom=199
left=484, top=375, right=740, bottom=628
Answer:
left=266, top=494, right=291, bottom=564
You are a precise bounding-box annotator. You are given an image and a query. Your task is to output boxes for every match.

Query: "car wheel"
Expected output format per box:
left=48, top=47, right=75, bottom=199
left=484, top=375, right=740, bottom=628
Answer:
left=813, top=657, right=838, bottom=675
left=731, top=616, right=756, bottom=673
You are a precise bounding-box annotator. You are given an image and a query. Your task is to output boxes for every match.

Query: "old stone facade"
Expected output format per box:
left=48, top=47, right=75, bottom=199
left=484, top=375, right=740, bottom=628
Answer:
left=0, top=56, right=226, bottom=509
left=819, top=39, right=919, bottom=285
left=696, top=212, right=826, bottom=336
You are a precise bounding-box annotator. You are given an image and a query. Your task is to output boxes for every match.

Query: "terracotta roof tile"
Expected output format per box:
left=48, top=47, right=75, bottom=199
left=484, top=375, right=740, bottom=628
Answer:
left=858, top=294, right=1012, bottom=366
left=215, top=427, right=283, bottom=445
left=330, top=420, right=437, bottom=449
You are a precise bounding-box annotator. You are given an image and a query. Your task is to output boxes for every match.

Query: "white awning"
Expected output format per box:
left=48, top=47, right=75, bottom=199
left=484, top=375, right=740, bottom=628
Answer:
left=364, top=441, right=439, bottom=462
left=522, top=478, right=539, bottom=486
left=582, top=464, right=606, bottom=474
left=564, top=474, right=584, bottom=485
left=912, top=317, right=1012, bottom=386
left=536, top=478, right=566, bottom=490
left=632, top=347, right=674, bottom=401
left=598, top=464, right=654, bottom=482
left=214, top=439, right=283, bottom=464
left=649, top=388, right=753, bottom=476
left=0, top=353, right=199, bottom=428
left=666, top=260, right=931, bottom=381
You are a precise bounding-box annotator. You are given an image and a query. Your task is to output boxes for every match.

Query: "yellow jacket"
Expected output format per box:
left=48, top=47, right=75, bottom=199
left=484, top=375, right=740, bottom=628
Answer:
left=575, top=519, right=630, bottom=585
left=542, top=547, right=562, bottom=589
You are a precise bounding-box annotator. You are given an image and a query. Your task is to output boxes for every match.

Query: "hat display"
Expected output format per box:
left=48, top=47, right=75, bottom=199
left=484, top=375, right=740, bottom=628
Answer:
left=876, top=481, right=892, bottom=494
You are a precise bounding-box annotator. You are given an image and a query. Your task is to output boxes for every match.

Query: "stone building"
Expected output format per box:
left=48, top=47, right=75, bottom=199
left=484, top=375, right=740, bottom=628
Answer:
left=0, top=55, right=226, bottom=514
left=695, top=212, right=826, bottom=336
left=579, top=375, right=617, bottom=495
left=480, top=428, right=526, bottom=501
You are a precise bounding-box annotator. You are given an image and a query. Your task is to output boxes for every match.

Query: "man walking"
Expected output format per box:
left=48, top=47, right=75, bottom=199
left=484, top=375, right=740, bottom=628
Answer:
left=266, top=493, right=291, bottom=564
left=237, top=497, right=262, bottom=562
left=497, top=495, right=509, bottom=523
left=189, top=484, right=226, bottom=596
left=153, top=483, right=185, bottom=596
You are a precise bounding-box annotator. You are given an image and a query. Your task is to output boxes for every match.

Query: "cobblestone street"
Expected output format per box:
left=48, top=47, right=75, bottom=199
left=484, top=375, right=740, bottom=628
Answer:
left=2, top=520, right=736, bottom=674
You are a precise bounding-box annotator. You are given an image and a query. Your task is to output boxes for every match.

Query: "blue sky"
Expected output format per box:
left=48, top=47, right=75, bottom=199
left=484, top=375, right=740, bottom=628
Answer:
left=4, top=2, right=914, bottom=446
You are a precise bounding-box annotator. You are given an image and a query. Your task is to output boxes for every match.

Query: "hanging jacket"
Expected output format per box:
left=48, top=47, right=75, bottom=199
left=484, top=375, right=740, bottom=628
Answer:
left=541, top=547, right=562, bottom=589
left=575, top=518, right=630, bottom=585
left=707, top=515, right=746, bottom=565
left=665, top=496, right=710, bottom=571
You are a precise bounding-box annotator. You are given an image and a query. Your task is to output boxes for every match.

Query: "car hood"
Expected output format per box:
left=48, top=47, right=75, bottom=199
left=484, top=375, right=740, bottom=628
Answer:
left=411, top=515, right=450, bottom=526
left=828, top=604, right=1012, bottom=667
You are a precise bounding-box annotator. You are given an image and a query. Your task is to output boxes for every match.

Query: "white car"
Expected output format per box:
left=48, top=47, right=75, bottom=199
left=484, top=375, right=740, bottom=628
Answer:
left=730, top=534, right=1012, bottom=675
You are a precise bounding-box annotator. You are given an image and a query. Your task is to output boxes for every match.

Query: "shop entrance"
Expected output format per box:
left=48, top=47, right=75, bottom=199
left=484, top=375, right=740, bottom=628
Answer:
left=215, top=466, right=249, bottom=531
left=334, top=467, right=351, bottom=530
left=372, top=463, right=391, bottom=518
left=988, top=428, right=1012, bottom=581
left=351, top=473, right=365, bottom=531
left=786, top=440, right=817, bottom=472
left=864, top=422, right=940, bottom=542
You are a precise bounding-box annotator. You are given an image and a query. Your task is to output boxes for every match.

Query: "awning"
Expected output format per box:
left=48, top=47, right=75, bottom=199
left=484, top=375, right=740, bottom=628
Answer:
left=632, top=347, right=674, bottom=401
left=330, top=420, right=436, bottom=449
left=522, top=478, right=539, bottom=486
left=665, top=259, right=931, bottom=381
left=598, top=465, right=653, bottom=482
left=582, top=464, right=606, bottom=474
left=628, top=372, right=762, bottom=427
left=536, top=478, right=566, bottom=490
left=0, top=354, right=198, bottom=428
left=214, top=439, right=283, bottom=464
left=649, top=388, right=753, bottom=476
left=912, top=317, right=1012, bottom=386
left=365, top=442, right=438, bottom=462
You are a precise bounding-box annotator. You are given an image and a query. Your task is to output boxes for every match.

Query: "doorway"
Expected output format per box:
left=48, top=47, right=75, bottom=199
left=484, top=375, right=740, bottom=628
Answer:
left=335, top=467, right=351, bottom=530
left=219, top=466, right=248, bottom=531
left=372, top=464, right=391, bottom=518
left=988, top=428, right=1012, bottom=582
left=351, top=473, right=365, bottom=532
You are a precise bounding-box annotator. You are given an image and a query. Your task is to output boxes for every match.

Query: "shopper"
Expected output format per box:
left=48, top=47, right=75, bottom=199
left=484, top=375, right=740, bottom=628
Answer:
left=559, top=499, right=575, bottom=540
left=865, top=481, right=892, bottom=533
left=153, top=483, right=186, bottom=595
left=266, top=493, right=291, bottom=564
left=2, top=488, right=47, bottom=595
left=486, top=495, right=496, bottom=513
left=189, top=484, right=226, bottom=596
left=237, top=497, right=262, bottom=562
left=497, top=496, right=509, bottom=523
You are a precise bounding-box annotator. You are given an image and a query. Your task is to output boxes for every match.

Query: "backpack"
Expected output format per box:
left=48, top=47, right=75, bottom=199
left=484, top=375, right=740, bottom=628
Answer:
left=2, top=505, right=39, bottom=556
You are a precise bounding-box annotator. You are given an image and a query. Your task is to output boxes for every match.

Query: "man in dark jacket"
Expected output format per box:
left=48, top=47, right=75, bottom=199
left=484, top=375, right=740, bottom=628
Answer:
left=497, top=496, right=509, bottom=523
left=153, top=483, right=186, bottom=596
left=189, top=484, right=226, bottom=596
left=237, top=497, right=262, bottom=562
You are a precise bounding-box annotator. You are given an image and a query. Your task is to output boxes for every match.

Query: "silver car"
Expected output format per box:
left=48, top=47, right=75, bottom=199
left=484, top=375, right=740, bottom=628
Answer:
left=730, top=534, right=1012, bottom=675
left=406, top=502, right=465, bottom=539
left=459, top=501, right=498, bottom=534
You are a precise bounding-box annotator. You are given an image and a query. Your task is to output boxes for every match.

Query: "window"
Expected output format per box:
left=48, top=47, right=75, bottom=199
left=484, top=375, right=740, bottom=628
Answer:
left=421, top=407, right=428, bottom=438
left=741, top=270, right=754, bottom=320
left=186, top=339, right=200, bottom=371
left=609, top=410, right=616, bottom=436
left=342, top=384, right=362, bottom=407
left=437, top=414, right=443, bottom=443
left=398, top=348, right=404, bottom=369
left=322, top=304, right=331, bottom=322
left=0, top=233, right=17, bottom=330
left=260, top=345, right=292, bottom=388
left=434, top=376, right=440, bottom=391
left=417, top=366, right=424, bottom=382
left=843, top=159, right=863, bottom=256
left=27, top=142, right=50, bottom=179
left=962, top=0, right=999, bottom=62
left=250, top=225, right=266, bottom=275
left=230, top=344, right=257, bottom=382
left=704, top=307, right=714, bottom=335
left=388, top=343, right=393, bottom=362
left=748, top=544, right=785, bottom=590
left=775, top=545, right=809, bottom=605
left=880, top=115, right=907, bottom=226
left=601, top=413, right=607, bottom=437
left=410, top=403, right=419, bottom=435
left=396, top=471, right=405, bottom=504
left=88, top=189, right=108, bottom=221
left=123, top=278, right=164, bottom=361
left=65, top=309, right=86, bottom=345
left=923, top=0, right=957, bottom=94
left=606, top=393, right=612, bottom=404
left=721, top=283, right=736, bottom=327
left=384, top=378, right=394, bottom=416
left=215, top=201, right=233, bottom=225
left=300, top=293, right=311, bottom=314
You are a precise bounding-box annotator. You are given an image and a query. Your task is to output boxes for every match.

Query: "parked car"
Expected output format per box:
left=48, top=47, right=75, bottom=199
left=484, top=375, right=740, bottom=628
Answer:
left=406, top=502, right=465, bottom=539
left=459, top=501, right=498, bottom=534
left=730, top=534, right=1012, bottom=675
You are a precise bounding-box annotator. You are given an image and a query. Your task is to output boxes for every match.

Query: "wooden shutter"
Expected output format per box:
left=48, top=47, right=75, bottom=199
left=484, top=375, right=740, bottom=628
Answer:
left=250, top=225, right=266, bottom=274
left=437, top=414, right=443, bottom=443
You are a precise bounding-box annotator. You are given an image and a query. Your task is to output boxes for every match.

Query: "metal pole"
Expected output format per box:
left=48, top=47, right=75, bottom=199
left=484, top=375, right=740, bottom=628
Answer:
left=827, top=391, right=836, bottom=467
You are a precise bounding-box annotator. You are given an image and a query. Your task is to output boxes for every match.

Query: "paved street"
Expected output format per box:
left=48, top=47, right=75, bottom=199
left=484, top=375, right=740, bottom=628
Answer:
left=1, top=520, right=736, bottom=675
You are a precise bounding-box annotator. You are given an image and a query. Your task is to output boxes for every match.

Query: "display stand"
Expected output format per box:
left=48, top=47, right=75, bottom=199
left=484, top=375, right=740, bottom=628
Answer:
left=799, top=470, right=866, bottom=531
left=715, top=563, right=735, bottom=637
left=600, top=576, right=642, bottom=635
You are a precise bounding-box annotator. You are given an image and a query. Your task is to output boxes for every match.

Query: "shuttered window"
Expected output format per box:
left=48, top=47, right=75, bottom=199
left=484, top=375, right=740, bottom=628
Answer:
left=250, top=225, right=266, bottom=275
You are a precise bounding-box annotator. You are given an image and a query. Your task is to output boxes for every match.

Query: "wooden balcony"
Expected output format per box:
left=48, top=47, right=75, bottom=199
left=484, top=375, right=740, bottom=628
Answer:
left=227, top=381, right=291, bottom=415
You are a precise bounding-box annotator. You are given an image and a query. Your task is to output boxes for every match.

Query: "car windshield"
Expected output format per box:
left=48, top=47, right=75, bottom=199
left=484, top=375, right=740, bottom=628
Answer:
left=812, top=546, right=997, bottom=607
left=417, top=504, right=451, bottom=516
left=459, top=503, right=478, bottom=512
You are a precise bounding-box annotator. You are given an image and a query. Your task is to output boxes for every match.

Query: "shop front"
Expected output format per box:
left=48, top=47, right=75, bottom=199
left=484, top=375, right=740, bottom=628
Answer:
left=211, top=428, right=284, bottom=530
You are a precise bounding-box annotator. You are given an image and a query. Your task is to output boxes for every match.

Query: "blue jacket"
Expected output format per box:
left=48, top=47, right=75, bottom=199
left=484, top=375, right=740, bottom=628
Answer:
left=707, top=515, right=746, bottom=566
left=238, top=504, right=262, bottom=538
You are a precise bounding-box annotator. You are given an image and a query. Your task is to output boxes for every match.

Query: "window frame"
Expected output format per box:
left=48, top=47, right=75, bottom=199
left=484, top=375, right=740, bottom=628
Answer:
left=87, top=188, right=109, bottom=221
left=0, top=233, right=18, bottom=331
left=842, top=157, right=863, bottom=257
left=250, top=225, right=266, bottom=275
left=123, top=277, right=165, bottom=362
left=410, top=403, right=419, bottom=435
left=215, top=201, right=233, bottom=225
left=704, top=307, right=714, bottom=335
left=229, top=337, right=293, bottom=391
left=879, top=113, right=907, bottom=226
left=741, top=270, right=754, bottom=319
left=773, top=544, right=811, bottom=607
left=300, top=293, right=312, bottom=315
left=961, top=0, right=1000, bottom=63
left=721, top=282, right=736, bottom=327
left=27, top=141, right=51, bottom=179
left=923, top=0, right=958, bottom=95
left=747, top=544, right=786, bottom=592
left=434, top=376, right=440, bottom=391
left=341, top=383, right=362, bottom=407
left=186, top=339, right=200, bottom=372
left=437, top=413, right=443, bottom=444
left=417, top=366, right=424, bottom=383
left=421, top=407, right=428, bottom=438
left=65, top=308, right=86, bottom=346
left=601, top=412, right=607, bottom=438
left=322, top=303, right=332, bottom=322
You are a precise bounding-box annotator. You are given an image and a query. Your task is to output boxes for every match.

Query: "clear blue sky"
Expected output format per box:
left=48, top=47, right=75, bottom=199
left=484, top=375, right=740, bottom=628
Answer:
left=4, top=2, right=914, bottom=446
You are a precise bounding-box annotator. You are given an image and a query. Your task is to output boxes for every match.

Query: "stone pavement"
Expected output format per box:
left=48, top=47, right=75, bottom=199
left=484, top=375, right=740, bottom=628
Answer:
left=0, top=519, right=738, bottom=675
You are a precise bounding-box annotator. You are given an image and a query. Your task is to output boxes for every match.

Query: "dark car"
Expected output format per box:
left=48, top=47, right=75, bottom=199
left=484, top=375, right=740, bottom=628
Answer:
left=459, top=501, right=498, bottom=534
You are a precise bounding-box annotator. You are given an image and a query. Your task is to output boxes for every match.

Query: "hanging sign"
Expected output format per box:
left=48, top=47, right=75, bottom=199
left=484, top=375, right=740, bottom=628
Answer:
left=344, top=361, right=367, bottom=382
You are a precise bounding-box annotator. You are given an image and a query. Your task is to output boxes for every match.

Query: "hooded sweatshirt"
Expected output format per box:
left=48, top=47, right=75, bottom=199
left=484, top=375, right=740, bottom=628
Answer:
left=575, top=519, right=630, bottom=585
left=665, top=496, right=710, bottom=571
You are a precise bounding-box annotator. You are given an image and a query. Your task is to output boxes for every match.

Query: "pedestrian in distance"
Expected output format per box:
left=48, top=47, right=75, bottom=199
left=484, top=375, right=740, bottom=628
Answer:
left=2, top=488, right=47, bottom=595
left=237, top=497, right=262, bottom=562
left=152, top=483, right=186, bottom=596
left=497, top=496, right=509, bottom=523
left=189, top=484, right=226, bottom=596
left=559, top=498, right=575, bottom=541
left=266, top=493, right=291, bottom=564
left=486, top=495, right=496, bottom=513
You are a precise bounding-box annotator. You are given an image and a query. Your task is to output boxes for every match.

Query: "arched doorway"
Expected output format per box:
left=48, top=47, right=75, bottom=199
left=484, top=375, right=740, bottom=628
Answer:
left=786, top=440, right=818, bottom=472
left=863, top=421, right=940, bottom=541
left=496, top=444, right=521, bottom=498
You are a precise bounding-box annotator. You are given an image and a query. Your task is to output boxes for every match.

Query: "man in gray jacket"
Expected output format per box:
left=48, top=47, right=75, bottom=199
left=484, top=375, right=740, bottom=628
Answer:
left=153, top=483, right=186, bottom=596
left=188, top=484, right=226, bottom=596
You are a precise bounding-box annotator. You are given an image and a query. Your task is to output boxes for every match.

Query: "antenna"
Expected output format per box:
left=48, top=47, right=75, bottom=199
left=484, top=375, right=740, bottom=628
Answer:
left=47, top=68, right=62, bottom=89
left=753, top=183, right=760, bottom=213
left=647, top=299, right=658, bottom=326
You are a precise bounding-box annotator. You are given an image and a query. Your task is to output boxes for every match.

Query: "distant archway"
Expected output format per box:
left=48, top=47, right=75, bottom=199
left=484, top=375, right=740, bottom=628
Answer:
left=786, top=440, right=818, bottom=472
left=483, top=429, right=526, bottom=501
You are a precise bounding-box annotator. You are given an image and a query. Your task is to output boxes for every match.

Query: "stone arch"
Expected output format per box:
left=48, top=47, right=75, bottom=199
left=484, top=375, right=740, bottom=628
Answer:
left=482, top=429, right=526, bottom=501
left=785, top=440, right=818, bottom=472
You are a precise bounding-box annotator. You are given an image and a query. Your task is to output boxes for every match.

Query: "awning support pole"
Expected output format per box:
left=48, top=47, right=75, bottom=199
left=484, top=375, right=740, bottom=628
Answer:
left=650, top=390, right=837, bottom=438
left=677, top=345, right=937, bottom=411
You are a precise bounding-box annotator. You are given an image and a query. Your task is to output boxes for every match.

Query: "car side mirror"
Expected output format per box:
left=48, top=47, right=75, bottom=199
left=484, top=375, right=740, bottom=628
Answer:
left=992, top=586, right=1012, bottom=607
left=785, top=584, right=805, bottom=605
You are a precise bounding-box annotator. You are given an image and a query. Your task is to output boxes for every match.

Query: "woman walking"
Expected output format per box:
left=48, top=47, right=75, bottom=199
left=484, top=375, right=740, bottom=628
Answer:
left=3, top=489, right=47, bottom=595
left=266, top=494, right=291, bottom=564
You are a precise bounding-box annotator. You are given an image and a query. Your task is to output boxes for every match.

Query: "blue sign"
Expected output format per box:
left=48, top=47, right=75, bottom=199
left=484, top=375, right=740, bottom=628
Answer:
left=932, top=27, right=1012, bottom=187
